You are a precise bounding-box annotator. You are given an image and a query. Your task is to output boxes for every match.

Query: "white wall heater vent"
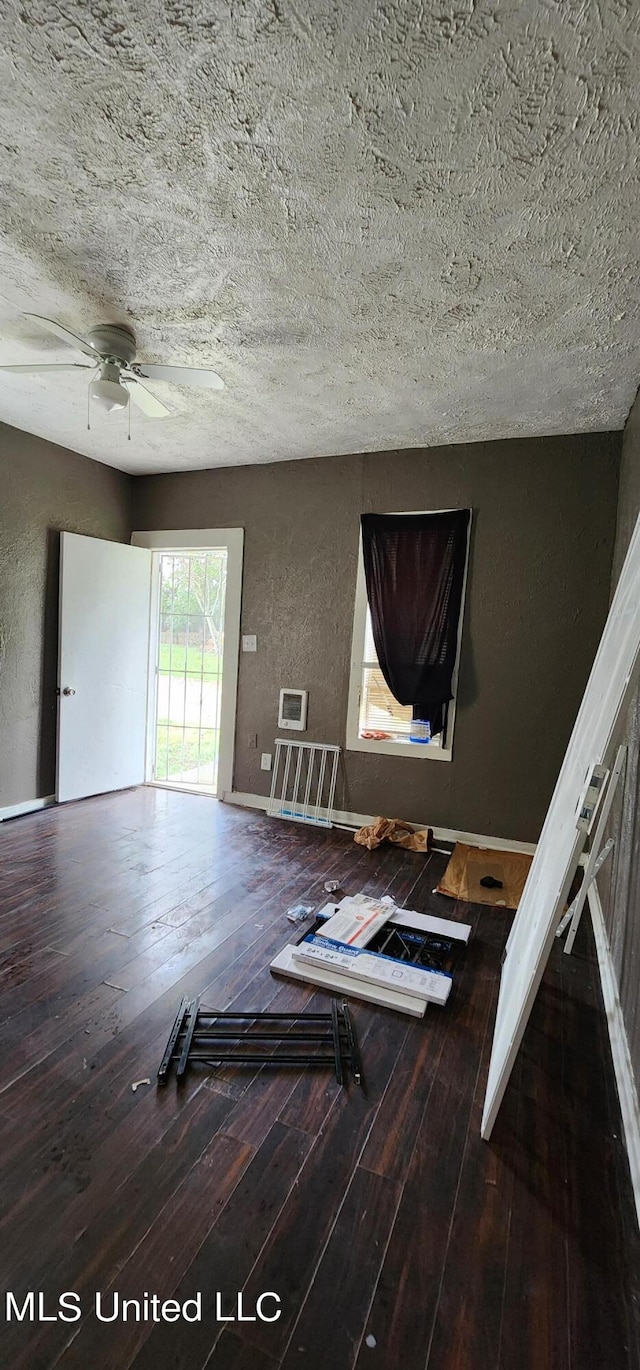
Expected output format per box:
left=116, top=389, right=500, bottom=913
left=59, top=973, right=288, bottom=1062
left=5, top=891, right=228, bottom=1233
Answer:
left=278, top=688, right=308, bottom=731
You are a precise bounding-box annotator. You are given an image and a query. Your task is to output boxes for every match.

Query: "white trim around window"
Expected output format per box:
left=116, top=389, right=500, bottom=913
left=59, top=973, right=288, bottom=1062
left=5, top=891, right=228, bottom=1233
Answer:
left=346, top=510, right=472, bottom=763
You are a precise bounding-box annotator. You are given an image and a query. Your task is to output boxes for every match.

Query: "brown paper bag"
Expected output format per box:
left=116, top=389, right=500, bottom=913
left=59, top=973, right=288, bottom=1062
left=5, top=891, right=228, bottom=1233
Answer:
left=354, top=817, right=432, bottom=853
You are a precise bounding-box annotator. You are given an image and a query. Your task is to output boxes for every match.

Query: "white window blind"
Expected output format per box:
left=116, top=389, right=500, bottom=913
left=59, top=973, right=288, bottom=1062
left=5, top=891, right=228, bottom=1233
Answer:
left=358, top=608, right=442, bottom=744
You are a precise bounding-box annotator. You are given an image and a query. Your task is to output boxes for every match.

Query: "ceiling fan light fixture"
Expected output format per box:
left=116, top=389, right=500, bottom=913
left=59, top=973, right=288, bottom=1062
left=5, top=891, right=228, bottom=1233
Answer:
left=89, top=375, right=129, bottom=412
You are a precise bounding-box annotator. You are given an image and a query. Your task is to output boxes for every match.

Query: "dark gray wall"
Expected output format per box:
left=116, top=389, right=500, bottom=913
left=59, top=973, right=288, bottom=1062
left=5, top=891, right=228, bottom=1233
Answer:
left=0, top=422, right=132, bottom=808
left=133, top=431, right=620, bottom=843
left=601, top=389, right=640, bottom=1076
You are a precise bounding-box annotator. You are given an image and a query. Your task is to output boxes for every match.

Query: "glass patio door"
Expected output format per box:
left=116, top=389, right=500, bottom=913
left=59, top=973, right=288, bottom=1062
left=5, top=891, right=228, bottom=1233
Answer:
left=152, top=549, right=228, bottom=793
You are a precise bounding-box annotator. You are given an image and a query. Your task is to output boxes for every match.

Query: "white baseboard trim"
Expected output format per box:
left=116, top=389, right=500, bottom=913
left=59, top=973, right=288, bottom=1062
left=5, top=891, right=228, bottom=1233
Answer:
left=589, top=882, right=640, bottom=1232
left=430, top=825, right=536, bottom=856
left=0, top=794, right=56, bottom=823
left=222, top=791, right=537, bottom=856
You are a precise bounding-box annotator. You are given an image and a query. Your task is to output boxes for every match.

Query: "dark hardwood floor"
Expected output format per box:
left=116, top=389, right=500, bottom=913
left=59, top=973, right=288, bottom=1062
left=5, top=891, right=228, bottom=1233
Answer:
left=0, top=786, right=638, bottom=1370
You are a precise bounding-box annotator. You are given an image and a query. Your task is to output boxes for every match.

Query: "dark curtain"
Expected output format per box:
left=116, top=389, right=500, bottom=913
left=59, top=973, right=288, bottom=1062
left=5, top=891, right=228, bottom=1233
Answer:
left=361, top=509, right=471, bottom=735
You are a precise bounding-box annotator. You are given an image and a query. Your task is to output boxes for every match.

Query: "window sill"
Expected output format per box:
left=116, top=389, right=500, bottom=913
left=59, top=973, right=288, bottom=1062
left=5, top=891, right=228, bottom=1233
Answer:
left=346, top=733, right=453, bottom=762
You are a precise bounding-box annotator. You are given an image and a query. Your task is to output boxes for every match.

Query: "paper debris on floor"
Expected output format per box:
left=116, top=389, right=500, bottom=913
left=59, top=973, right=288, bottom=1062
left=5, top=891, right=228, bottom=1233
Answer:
left=286, top=902, right=314, bottom=923
left=435, top=843, right=533, bottom=911
left=353, top=817, right=432, bottom=852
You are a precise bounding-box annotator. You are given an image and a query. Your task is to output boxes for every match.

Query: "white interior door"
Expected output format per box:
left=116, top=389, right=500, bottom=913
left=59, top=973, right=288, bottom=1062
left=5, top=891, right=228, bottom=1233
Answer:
left=57, top=532, right=152, bottom=802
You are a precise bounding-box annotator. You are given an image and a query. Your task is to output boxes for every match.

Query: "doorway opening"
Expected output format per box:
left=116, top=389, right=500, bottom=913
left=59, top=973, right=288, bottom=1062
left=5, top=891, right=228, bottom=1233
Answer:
left=134, top=527, right=243, bottom=802
left=151, top=549, right=228, bottom=793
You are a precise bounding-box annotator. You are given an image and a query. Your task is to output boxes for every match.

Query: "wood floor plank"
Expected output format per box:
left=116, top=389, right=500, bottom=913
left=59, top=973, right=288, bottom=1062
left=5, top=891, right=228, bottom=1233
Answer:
left=4, top=1090, right=237, bottom=1370
left=129, top=1121, right=314, bottom=1370
left=358, top=942, right=473, bottom=1185
left=279, top=1166, right=402, bottom=1370
left=496, top=953, right=570, bottom=1370
left=52, top=1132, right=255, bottom=1370
left=560, top=923, right=640, bottom=1370
left=234, top=1007, right=410, bottom=1358
left=424, top=908, right=519, bottom=1370
left=200, top=1330, right=278, bottom=1370
left=351, top=920, right=500, bottom=1370
left=0, top=1066, right=207, bottom=1266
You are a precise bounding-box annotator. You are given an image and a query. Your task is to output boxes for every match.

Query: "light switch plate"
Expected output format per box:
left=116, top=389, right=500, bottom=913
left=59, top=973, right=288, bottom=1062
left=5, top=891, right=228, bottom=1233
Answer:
left=242, top=634, right=257, bottom=652
left=261, top=753, right=272, bottom=771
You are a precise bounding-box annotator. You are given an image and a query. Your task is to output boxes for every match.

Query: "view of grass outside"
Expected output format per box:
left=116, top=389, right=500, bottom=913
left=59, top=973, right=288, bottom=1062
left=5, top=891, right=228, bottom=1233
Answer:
left=155, top=724, right=220, bottom=779
left=158, top=644, right=221, bottom=675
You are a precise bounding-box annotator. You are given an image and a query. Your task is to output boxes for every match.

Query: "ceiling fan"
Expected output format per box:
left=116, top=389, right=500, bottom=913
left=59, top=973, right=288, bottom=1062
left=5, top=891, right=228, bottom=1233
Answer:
left=0, top=314, right=225, bottom=421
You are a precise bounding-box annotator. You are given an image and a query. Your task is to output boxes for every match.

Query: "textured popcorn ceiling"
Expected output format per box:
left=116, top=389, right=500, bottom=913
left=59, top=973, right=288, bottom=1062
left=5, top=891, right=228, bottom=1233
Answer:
left=0, top=1, right=639, bottom=475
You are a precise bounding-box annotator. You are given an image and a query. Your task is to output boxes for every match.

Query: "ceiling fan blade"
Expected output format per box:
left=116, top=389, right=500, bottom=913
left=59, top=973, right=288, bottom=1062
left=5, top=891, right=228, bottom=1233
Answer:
left=24, top=313, right=98, bottom=359
left=0, top=362, right=95, bottom=372
left=132, top=362, right=224, bottom=390
left=124, top=377, right=172, bottom=418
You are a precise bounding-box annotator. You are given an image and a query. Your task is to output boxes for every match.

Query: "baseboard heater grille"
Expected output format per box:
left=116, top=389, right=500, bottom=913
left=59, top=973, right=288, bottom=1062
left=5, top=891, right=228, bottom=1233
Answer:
left=267, top=738, right=340, bottom=828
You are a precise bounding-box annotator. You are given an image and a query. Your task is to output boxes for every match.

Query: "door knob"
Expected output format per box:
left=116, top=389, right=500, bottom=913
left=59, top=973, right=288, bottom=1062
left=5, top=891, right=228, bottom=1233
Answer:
left=62, top=687, right=76, bottom=696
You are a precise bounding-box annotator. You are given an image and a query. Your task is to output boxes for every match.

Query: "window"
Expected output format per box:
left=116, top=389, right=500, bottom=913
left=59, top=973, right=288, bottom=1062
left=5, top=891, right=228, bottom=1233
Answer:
left=346, top=511, right=471, bottom=762
left=359, top=608, right=427, bottom=742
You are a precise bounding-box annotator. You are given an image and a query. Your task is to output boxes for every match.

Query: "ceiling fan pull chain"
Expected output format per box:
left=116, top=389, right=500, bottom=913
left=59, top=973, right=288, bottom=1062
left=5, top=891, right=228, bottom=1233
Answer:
left=87, top=381, right=91, bottom=432
left=128, top=396, right=131, bottom=441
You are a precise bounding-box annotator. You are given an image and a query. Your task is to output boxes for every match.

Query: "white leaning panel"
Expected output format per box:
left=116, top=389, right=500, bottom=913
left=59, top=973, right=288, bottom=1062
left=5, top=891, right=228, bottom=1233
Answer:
left=482, top=510, right=640, bottom=1140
